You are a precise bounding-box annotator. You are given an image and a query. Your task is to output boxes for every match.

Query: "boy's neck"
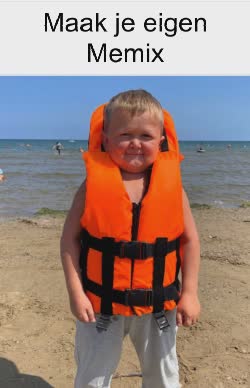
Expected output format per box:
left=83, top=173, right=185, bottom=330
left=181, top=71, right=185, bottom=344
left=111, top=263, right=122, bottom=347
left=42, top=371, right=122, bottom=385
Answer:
left=120, top=169, right=147, bottom=181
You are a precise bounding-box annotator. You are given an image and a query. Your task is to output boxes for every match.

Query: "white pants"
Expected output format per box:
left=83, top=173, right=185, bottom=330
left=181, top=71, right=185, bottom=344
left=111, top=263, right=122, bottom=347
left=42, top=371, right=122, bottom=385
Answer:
left=75, top=309, right=180, bottom=388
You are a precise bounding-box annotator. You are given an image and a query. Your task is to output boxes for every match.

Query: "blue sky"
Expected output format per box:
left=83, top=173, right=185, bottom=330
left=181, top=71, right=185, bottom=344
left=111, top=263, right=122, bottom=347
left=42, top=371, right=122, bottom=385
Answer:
left=0, top=76, right=249, bottom=141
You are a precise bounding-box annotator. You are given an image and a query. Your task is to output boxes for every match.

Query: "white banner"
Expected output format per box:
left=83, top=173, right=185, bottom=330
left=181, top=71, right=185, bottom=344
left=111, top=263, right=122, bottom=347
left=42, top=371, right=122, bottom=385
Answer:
left=0, top=1, right=249, bottom=75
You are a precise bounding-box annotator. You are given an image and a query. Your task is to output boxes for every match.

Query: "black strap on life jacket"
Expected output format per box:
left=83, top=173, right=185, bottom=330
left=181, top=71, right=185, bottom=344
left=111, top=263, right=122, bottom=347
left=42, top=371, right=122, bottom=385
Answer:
left=100, top=237, right=115, bottom=315
left=152, top=237, right=172, bottom=331
left=152, top=237, right=168, bottom=314
left=80, top=229, right=178, bottom=260
left=79, top=229, right=89, bottom=288
left=82, top=276, right=179, bottom=306
left=79, top=229, right=180, bottom=316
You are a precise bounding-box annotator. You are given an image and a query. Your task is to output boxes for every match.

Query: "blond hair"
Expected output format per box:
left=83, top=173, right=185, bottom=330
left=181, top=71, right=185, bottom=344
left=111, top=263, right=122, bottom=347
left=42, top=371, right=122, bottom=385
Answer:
left=104, top=89, right=163, bottom=131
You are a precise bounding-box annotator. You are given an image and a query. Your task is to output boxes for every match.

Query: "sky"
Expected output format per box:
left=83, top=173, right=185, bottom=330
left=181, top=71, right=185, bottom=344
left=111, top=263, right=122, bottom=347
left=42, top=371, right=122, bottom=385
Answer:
left=0, top=76, right=249, bottom=141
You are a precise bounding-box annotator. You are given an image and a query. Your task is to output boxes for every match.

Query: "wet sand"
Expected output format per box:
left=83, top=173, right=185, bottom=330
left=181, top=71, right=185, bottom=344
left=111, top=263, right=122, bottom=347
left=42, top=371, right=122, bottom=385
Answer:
left=0, top=207, right=249, bottom=387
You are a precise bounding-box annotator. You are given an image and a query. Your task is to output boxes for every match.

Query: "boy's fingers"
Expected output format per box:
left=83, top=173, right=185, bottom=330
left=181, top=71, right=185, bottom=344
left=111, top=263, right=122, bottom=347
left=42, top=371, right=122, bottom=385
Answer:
left=176, top=311, right=183, bottom=326
left=183, top=316, right=192, bottom=326
left=87, top=308, right=96, bottom=322
left=81, top=312, right=90, bottom=322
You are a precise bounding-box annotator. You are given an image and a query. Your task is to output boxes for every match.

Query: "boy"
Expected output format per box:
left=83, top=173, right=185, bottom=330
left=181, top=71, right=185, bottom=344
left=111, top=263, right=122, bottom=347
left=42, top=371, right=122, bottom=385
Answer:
left=61, top=90, right=200, bottom=388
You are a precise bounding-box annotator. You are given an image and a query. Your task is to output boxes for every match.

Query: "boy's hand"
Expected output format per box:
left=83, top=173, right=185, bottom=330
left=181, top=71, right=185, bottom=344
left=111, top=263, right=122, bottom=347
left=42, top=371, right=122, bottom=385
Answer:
left=176, top=292, right=200, bottom=327
left=70, top=291, right=96, bottom=323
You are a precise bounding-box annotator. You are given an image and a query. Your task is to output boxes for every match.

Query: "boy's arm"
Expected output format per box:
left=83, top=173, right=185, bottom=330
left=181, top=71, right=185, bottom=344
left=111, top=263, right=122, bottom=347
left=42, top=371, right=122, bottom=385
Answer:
left=60, top=181, right=95, bottom=322
left=176, top=188, right=201, bottom=327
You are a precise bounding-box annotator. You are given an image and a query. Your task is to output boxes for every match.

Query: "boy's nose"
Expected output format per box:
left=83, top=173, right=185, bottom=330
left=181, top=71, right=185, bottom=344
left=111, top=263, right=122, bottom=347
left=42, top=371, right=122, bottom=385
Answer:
left=130, top=137, right=141, bottom=148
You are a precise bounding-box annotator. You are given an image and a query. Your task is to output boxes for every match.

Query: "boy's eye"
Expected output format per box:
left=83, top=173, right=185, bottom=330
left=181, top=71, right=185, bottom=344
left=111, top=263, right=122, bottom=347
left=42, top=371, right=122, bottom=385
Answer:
left=142, top=134, right=152, bottom=138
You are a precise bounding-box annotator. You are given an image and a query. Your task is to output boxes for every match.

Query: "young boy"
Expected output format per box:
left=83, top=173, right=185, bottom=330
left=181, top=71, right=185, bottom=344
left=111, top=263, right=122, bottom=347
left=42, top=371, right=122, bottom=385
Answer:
left=61, top=89, right=200, bottom=388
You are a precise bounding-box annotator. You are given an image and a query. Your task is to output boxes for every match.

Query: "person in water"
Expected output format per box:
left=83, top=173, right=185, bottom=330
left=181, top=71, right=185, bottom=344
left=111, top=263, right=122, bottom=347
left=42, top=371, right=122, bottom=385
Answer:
left=53, top=141, right=64, bottom=155
left=0, top=168, right=6, bottom=182
left=60, top=90, right=200, bottom=388
left=197, top=144, right=205, bottom=152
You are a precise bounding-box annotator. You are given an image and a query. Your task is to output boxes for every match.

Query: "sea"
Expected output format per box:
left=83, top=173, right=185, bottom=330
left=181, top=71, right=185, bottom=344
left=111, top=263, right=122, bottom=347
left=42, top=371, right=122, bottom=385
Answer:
left=0, top=139, right=249, bottom=218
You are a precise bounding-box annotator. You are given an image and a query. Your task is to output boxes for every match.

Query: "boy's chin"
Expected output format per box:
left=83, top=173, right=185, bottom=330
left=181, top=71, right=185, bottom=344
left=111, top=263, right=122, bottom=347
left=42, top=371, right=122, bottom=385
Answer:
left=122, top=163, right=148, bottom=174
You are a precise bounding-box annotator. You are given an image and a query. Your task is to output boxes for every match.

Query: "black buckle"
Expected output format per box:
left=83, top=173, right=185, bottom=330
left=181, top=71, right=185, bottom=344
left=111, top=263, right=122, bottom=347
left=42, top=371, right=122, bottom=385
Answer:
left=154, top=311, right=170, bottom=332
left=124, top=289, right=153, bottom=306
left=119, top=241, right=147, bottom=259
left=96, top=314, right=112, bottom=332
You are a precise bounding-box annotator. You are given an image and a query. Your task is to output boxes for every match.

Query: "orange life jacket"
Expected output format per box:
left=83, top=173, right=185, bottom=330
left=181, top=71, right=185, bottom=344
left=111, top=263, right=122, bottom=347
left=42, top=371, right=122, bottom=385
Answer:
left=80, top=104, right=184, bottom=318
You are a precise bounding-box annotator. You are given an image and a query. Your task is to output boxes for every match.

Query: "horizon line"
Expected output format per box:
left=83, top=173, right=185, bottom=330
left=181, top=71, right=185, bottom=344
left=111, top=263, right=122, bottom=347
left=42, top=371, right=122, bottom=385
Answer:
left=0, top=138, right=250, bottom=142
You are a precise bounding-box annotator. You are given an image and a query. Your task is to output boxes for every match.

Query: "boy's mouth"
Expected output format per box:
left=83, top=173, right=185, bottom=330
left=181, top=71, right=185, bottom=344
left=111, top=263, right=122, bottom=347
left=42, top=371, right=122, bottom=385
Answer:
left=126, top=152, right=143, bottom=155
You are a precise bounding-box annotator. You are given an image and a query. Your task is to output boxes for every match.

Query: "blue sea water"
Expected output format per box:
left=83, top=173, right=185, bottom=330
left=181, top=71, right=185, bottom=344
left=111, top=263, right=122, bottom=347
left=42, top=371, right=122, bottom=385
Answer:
left=0, top=139, right=249, bottom=218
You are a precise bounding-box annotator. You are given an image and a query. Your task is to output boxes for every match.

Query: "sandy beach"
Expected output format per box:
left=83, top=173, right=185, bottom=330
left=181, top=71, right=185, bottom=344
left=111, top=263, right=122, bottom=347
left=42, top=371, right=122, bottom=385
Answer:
left=0, top=207, right=249, bottom=388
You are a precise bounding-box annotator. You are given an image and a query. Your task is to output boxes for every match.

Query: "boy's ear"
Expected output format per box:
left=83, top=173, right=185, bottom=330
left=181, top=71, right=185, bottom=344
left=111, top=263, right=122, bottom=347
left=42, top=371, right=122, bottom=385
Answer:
left=159, top=135, right=165, bottom=150
left=160, top=135, right=165, bottom=144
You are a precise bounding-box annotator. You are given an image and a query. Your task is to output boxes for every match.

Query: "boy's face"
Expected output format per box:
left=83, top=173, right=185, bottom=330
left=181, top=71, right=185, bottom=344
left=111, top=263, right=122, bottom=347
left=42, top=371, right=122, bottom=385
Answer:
left=102, top=109, right=164, bottom=174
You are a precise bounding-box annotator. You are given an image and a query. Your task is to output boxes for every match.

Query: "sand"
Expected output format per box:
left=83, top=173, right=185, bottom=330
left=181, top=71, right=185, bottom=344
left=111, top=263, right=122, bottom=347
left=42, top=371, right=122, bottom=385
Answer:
left=0, top=207, right=249, bottom=388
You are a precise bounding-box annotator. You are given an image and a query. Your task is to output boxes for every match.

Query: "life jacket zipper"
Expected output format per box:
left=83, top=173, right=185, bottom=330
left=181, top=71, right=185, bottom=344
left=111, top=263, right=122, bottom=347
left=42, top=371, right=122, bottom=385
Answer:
left=131, top=202, right=141, bottom=289
left=132, top=202, right=141, bottom=241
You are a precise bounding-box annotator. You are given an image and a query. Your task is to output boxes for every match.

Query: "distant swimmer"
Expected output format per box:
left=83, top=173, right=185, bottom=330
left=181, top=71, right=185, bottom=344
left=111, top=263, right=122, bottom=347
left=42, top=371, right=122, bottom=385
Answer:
left=0, top=168, right=6, bottom=182
left=196, top=145, right=205, bottom=153
left=227, top=144, right=232, bottom=149
left=53, top=141, right=64, bottom=155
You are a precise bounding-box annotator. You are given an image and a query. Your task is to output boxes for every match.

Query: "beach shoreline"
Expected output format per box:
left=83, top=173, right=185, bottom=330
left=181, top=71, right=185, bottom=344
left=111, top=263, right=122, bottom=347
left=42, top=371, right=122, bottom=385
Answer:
left=0, top=207, right=249, bottom=387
